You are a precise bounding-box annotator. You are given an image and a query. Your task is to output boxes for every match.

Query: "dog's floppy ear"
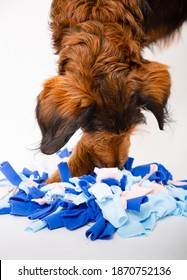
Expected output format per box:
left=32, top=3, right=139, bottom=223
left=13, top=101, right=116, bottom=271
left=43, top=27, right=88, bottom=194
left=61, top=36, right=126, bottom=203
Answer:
left=36, top=76, right=94, bottom=154
left=139, top=95, right=168, bottom=130
left=131, top=61, right=171, bottom=129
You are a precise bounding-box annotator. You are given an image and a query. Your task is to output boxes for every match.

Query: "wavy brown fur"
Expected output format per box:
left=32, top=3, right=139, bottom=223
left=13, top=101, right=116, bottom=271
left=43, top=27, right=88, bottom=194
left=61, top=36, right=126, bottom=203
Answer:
left=36, top=0, right=187, bottom=182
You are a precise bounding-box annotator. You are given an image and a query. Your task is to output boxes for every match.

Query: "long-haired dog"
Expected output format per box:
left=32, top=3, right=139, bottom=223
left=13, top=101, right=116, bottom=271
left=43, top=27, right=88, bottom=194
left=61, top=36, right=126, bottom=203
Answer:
left=36, top=0, right=187, bottom=182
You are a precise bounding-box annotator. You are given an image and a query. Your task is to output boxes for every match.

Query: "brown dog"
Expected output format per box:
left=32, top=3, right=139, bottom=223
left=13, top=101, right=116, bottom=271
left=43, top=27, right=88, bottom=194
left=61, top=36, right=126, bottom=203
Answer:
left=36, top=0, right=187, bottom=182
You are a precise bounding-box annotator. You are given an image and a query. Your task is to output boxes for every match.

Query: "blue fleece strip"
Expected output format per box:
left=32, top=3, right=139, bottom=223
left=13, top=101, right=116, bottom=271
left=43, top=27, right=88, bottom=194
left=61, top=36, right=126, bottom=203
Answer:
left=22, top=168, right=48, bottom=183
left=79, top=175, right=96, bottom=184
left=0, top=207, right=10, bottom=214
left=60, top=206, right=95, bottom=230
left=78, top=179, right=91, bottom=197
left=101, top=178, right=120, bottom=186
left=124, top=157, right=134, bottom=171
left=0, top=161, right=22, bottom=186
left=27, top=186, right=46, bottom=199
left=43, top=211, right=65, bottom=230
left=58, top=162, right=71, bottom=182
left=56, top=147, right=70, bottom=158
left=10, top=200, right=45, bottom=216
left=171, top=181, right=187, bottom=191
left=28, top=199, right=61, bottom=220
left=85, top=215, right=116, bottom=240
left=127, top=196, right=149, bottom=212
left=132, top=163, right=173, bottom=184
left=120, top=175, right=127, bottom=191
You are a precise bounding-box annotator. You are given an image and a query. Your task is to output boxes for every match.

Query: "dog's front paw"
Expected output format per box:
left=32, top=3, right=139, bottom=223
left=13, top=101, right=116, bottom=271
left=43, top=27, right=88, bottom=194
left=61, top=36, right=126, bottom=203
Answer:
left=45, top=170, right=61, bottom=184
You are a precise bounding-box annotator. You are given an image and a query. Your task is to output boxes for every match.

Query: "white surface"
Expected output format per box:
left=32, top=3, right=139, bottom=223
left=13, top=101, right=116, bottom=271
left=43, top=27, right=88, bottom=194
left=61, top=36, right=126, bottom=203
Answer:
left=0, top=215, right=187, bottom=260
left=0, top=0, right=187, bottom=260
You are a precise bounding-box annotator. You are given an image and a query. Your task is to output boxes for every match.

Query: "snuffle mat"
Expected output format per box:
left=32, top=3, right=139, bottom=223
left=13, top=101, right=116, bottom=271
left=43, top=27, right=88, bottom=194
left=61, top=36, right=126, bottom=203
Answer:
left=0, top=147, right=187, bottom=241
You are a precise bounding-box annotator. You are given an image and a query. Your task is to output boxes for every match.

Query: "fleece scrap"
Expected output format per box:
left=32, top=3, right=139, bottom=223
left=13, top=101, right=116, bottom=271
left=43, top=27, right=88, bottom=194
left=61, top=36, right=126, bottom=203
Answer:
left=0, top=153, right=187, bottom=240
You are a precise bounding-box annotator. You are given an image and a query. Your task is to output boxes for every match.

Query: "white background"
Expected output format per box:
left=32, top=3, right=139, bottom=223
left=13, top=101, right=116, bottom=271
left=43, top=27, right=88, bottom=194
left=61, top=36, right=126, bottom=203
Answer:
left=0, top=0, right=187, bottom=260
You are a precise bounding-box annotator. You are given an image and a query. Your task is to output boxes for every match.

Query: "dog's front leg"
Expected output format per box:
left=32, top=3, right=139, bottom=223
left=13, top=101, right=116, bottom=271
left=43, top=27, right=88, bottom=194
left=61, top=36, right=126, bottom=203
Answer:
left=45, top=135, right=95, bottom=183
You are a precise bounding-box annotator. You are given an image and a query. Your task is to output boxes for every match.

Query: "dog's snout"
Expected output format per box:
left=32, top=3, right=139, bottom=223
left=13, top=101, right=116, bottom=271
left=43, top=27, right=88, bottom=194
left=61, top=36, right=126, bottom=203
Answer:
left=40, top=136, right=61, bottom=155
left=105, top=161, right=124, bottom=169
left=40, top=140, right=55, bottom=155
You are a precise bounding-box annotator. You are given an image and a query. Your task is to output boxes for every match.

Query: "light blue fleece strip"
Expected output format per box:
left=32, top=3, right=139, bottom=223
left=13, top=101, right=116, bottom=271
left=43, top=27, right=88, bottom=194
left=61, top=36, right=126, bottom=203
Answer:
left=89, top=183, right=127, bottom=228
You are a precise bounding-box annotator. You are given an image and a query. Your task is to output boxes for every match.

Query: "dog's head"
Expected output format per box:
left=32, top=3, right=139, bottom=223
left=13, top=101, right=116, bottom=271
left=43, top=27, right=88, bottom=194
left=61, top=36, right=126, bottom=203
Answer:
left=36, top=60, right=171, bottom=173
